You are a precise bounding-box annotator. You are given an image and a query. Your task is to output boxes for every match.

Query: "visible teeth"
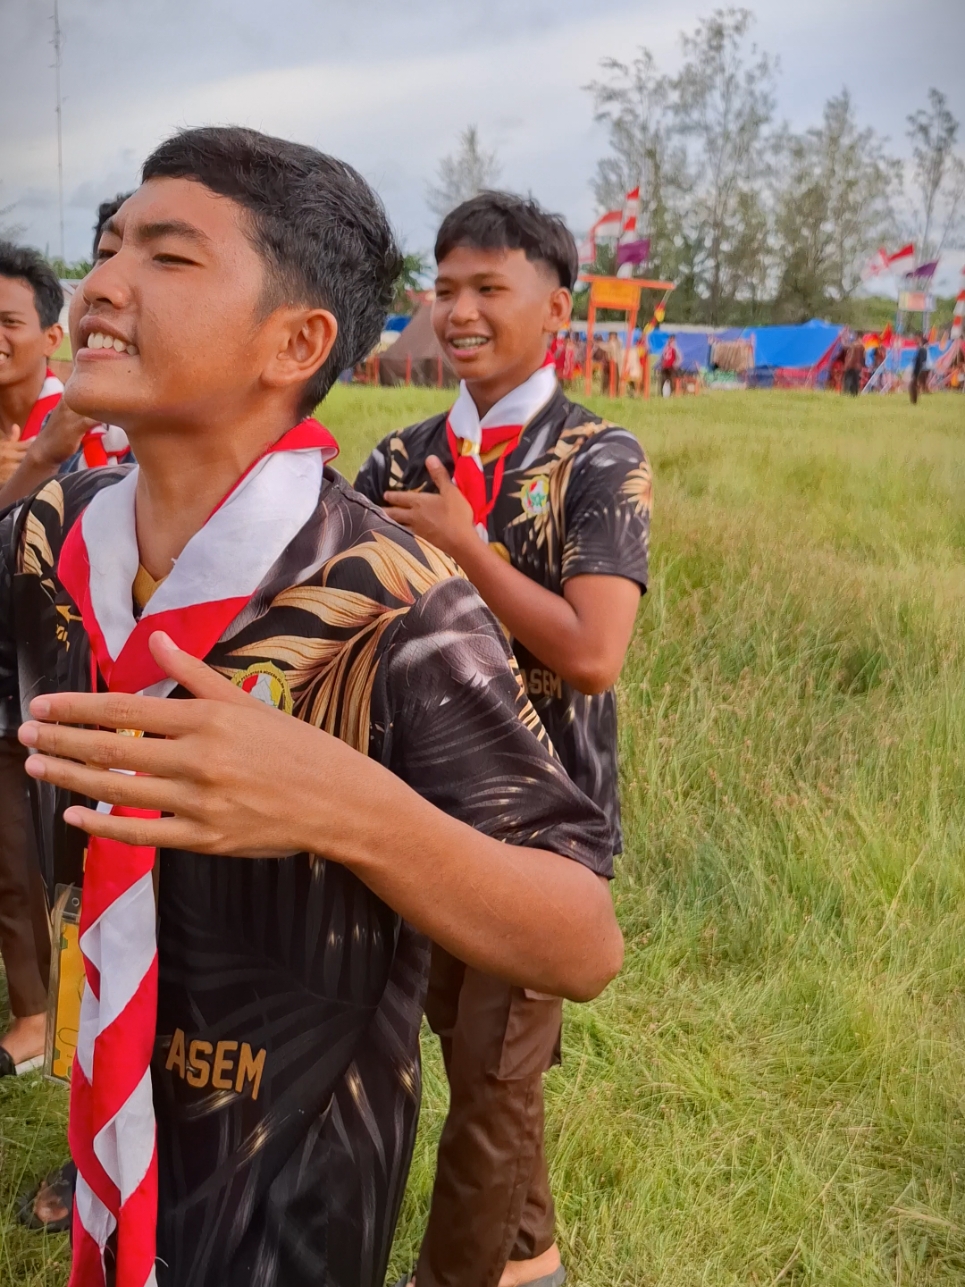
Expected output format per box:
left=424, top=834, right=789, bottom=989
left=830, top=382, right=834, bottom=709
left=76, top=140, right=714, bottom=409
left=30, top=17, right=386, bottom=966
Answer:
left=85, top=332, right=137, bottom=354
left=452, top=337, right=487, bottom=349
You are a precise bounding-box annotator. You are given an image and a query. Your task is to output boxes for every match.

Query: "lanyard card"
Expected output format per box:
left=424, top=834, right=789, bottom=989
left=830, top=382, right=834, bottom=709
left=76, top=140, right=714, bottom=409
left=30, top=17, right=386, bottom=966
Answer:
left=45, top=883, right=84, bottom=1084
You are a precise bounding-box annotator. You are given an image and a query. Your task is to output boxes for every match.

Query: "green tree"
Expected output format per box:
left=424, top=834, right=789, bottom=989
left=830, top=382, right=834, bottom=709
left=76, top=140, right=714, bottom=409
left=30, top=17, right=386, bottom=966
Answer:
left=584, top=49, right=687, bottom=281
left=906, top=88, right=964, bottom=262
left=392, top=250, right=431, bottom=314
left=671, top=8, right=776, bottom=323
left=772, top=91, right=896, bottom=321
left=0, top=187, right=25, bottom=242
left=427, top=126, right=501, bottom=221
left=48, top=256, right=92, bottom=280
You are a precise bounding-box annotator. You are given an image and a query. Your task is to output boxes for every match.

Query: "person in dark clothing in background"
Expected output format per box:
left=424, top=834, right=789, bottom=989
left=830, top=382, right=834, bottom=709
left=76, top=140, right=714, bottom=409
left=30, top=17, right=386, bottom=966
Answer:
left=843, top=337, right=865, bottom=396
left=910, top=334, right=929, bottom=404
left=356, top=192, right=648, bottom=1287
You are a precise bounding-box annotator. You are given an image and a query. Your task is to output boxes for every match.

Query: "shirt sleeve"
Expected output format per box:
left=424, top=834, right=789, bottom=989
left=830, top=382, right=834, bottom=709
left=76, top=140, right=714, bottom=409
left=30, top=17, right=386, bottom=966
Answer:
left=375, top=575, right=614, bottom=878
left=353, top=437, right=391, bottom=504
left=560, top=427, right=651, bottom=590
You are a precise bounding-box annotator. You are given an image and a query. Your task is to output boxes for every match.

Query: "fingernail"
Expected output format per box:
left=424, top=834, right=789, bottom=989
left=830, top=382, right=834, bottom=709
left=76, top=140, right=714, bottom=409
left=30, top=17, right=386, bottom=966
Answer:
left=63, top=807, right=81, bottom=826
left=23, top=755, right=45, bottom=778
left=18, top=722, right=38, bottom=747
left=30, top=697, right=51, bottom=718
left=152, top=630, right=174, bottom=649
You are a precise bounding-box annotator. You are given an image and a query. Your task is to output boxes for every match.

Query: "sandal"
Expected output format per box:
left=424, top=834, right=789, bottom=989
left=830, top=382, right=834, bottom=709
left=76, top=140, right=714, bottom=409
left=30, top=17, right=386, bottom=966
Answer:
left=17, top=1161, right=76, bottom=1233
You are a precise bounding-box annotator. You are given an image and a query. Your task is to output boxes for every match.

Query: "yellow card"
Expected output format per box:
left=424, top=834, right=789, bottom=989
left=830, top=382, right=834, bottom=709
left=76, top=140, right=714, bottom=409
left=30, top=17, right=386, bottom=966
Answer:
left=45, top=885, right=84, bottom=1084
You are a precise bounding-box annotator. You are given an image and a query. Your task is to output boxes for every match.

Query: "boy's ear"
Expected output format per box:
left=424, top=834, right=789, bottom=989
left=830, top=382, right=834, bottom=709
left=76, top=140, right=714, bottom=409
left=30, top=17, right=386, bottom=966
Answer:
left=43, top=323, right=63, bottom=358
left=546, top=287, right=572, bottom=334
left=261, top=306, right=339, bottom=396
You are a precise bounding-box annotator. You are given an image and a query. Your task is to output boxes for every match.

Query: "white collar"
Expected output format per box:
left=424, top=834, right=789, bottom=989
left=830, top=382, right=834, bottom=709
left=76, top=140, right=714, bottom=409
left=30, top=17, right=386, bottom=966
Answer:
left=448, top=364, right=558, bottom=446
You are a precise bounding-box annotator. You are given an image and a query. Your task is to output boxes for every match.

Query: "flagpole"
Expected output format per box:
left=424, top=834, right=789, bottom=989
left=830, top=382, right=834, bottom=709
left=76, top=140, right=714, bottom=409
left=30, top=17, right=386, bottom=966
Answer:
left=52, top=0, right=65, bottom=263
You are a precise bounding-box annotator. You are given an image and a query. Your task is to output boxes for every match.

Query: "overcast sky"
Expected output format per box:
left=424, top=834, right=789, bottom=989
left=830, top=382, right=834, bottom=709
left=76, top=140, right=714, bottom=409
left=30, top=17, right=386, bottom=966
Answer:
left=3, top=0, right=964, bottom=291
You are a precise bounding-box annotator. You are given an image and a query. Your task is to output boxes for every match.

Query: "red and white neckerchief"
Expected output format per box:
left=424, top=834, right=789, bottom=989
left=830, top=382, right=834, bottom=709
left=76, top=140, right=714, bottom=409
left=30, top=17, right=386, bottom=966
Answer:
left=21, top=368, right=64, bottom=441
left=56, top=419, right=338, bottom=1287
left=445, top=357, right=556, bottom=541
left=78, top=424, right=131, bottom=470
left=18, top=368, right=130, bottom=466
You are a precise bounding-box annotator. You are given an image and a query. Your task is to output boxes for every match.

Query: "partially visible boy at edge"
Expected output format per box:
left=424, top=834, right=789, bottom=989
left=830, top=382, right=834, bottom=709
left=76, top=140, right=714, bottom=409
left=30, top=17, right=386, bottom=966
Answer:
left=1, top=130, right=621, bottom=1287
left=354, top=192, right=651, bottom=1287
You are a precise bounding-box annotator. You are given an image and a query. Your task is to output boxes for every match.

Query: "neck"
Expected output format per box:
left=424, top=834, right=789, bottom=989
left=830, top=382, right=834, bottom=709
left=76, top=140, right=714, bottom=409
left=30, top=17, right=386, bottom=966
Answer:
left=130, top=400, right=302, bottom=581
left=465, top=352, right=548, bottom=419
left=0, top=365, right=47, bottom=438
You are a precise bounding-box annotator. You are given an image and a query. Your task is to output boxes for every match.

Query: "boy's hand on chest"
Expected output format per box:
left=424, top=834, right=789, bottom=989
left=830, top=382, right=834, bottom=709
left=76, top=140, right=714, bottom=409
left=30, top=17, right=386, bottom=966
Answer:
left=381, top=455, right=477, bottom=560
left=18, top=629, right=368, bottom=860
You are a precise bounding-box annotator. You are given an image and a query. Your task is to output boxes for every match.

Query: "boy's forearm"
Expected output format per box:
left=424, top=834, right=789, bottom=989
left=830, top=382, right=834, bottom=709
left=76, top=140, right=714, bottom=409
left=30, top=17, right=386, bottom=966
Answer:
left=298, top=746, right=622, bottom=1001
left=21, top=642, right=623, bottom=1000
left=451, top=535, right=591, bottom=688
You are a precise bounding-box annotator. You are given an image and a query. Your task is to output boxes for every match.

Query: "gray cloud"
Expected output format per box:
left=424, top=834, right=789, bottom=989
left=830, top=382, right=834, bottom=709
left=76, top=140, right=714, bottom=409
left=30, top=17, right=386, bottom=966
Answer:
left=2, top=0, right=963, bottom=268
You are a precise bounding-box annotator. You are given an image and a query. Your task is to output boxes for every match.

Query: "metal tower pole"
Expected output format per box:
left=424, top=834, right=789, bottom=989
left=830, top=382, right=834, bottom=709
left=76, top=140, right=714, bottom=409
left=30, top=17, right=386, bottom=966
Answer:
left=53, top=0, right=65, bottom=262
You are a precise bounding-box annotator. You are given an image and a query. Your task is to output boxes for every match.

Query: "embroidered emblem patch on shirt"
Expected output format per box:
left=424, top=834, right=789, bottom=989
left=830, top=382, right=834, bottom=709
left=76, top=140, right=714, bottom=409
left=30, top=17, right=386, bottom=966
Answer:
left=232, top=661, right=294, bottom=714
left=520, top=475, right=550, bottom=517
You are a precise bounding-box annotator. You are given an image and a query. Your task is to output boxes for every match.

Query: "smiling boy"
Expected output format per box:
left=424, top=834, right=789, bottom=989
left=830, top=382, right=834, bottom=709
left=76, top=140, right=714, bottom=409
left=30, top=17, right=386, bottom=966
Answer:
left=355, top=193, right=651, bottom=1287
left=0, top=132, right=620, bottom=1287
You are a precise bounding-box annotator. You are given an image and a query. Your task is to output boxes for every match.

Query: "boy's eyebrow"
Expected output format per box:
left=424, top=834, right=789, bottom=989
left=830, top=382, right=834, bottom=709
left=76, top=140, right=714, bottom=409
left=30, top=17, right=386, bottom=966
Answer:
left=101, top=216, right=212, bottom=248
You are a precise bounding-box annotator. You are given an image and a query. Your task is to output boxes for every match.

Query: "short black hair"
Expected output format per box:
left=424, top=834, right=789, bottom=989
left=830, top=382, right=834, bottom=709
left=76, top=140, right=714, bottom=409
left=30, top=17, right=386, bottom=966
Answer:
left=141, top=126, right=402, bottom=411
left=434, top=192, right=579, bottom=291
left=0, top=241, right=64, bottom=329
left=93, top=192, right=134, bottom=260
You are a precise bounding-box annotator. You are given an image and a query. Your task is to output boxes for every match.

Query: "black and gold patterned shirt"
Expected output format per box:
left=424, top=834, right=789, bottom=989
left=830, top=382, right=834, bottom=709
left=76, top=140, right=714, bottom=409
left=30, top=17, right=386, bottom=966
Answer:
left=0, top=465, right=612, bottom=1287
left=355, top=384, right=651, bottom=854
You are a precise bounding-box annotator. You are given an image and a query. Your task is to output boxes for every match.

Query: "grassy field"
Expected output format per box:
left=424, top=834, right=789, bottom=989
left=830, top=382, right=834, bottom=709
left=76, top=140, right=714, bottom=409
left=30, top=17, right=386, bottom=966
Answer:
left=3, top=387, right=965, bottom=1286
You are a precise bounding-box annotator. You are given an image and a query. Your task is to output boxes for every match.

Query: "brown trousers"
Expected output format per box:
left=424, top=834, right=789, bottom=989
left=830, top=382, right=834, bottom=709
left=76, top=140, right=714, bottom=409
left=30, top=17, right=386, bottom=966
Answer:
left=0, top=737, right=50, bottom=1017
left=416, top=945, right=562, bottom=1287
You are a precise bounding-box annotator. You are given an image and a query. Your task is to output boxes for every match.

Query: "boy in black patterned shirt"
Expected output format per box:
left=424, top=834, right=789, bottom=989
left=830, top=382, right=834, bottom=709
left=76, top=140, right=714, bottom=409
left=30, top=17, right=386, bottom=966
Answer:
left=355, top=193, right=650, bottom=1287
left=3, top=137, right=622, bottom=1287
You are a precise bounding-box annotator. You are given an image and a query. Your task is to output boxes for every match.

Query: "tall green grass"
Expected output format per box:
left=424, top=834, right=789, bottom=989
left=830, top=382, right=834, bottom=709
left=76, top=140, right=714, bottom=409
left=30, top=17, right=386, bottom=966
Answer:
left=2, top=389, right=964, bottom=1286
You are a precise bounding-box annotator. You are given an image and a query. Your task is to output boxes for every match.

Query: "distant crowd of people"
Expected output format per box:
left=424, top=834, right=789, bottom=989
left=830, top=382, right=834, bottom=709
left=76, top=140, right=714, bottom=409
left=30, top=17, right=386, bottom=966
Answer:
left=831, top=330, right=963, bottom=402
left=548, top=328, right=682, bottom=398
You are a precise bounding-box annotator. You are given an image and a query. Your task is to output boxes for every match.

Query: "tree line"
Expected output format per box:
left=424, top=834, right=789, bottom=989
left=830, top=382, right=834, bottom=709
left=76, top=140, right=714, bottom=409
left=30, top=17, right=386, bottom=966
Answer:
left=432, top=8, right=964, bottom=329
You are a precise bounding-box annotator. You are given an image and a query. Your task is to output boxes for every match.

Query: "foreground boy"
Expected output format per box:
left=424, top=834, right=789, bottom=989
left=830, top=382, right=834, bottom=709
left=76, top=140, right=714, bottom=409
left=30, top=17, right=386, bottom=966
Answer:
left=355, top=192, right=650, bottom=1287
left=1, top=130, right=621, bottom=1287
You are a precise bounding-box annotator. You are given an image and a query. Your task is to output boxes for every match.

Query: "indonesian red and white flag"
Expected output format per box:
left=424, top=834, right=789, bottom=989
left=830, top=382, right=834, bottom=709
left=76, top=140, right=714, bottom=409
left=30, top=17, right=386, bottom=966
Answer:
left=56, top=419, right=338, bottom=1287
left=862, top=247, right=890, bottom=280
left=863, top=244, right=916, bottom=279
left=887, top=244, right=915, bottom=271
left=577, top=236, right=597, bottom=266
left=589, top=208, right=623, bottom=241
left=952, top=289, right=965, bottom=340
left=621, top=186, right=640, bottom=239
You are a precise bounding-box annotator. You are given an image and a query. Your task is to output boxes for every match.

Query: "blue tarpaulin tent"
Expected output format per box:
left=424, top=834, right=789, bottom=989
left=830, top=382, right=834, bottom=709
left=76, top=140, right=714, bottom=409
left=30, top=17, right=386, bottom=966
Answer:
left=745, top=321, right=843, bottom=371
left=648, top=321, right=845, bottom=383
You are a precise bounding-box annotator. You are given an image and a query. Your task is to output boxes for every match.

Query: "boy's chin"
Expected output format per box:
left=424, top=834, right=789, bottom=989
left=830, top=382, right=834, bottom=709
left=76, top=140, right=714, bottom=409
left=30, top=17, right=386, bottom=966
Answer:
left=450, top=353, right=501, bottom=384
left=64, top=368, right=137, bottom=424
